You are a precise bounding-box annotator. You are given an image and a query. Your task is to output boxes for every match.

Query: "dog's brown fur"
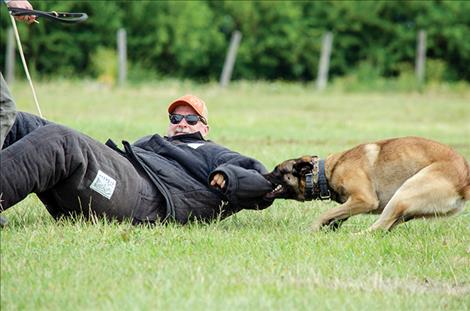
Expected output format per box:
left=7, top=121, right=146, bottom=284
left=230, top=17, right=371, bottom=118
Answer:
left=265, top=137, right=470, bottom=231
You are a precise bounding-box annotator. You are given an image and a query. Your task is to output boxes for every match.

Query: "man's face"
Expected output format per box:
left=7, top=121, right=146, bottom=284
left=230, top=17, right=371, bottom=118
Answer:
left=167, top=105, right=209, bottom=138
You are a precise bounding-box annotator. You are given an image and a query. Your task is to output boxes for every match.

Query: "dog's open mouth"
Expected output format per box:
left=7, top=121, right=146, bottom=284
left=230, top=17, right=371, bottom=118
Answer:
left=266, top=184, right=285, bottom=199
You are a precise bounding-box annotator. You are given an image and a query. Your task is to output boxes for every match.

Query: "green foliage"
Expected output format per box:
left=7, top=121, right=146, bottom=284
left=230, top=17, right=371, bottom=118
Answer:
left=90, top=46, right=117, bottom=85
left=1, top=0, right=469, bottom=81
left=120, top=1, right=225, bottom=80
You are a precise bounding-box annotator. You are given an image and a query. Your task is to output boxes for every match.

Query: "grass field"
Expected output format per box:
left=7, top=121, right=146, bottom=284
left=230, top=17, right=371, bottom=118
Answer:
left=1, top=80, right=470, bottom=310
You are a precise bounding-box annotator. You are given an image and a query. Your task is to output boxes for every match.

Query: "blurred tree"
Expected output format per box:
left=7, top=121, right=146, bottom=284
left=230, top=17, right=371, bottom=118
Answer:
left=0, top=0, right=468, bottom=82
left=122, top=1, right=225, bottom=80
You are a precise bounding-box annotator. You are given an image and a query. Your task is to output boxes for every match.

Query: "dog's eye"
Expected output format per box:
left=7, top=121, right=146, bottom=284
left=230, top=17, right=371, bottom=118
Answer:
left=292, top=169, right=301, bottom=177
left=293, top=163, right=313, bottom=176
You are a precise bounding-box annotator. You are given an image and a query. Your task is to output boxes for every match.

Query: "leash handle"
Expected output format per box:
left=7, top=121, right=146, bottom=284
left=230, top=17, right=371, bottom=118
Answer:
left=9, top=8, right=88, bottom=24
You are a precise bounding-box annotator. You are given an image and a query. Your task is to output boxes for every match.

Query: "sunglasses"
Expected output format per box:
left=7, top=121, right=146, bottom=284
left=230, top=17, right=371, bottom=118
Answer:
left=169, top=114, right=207, bottom=125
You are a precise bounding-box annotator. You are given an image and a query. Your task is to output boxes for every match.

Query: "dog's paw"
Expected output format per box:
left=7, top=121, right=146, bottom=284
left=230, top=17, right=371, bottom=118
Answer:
left=311, top=218, right=344, bottom=232
left=310, top=220, right=329, bottom=232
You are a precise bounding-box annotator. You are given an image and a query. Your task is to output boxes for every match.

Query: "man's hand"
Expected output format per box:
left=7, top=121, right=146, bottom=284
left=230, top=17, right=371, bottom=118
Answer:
left=7, top=0, right=37, bottom=24
left=210, top=173, right=226, bottom=190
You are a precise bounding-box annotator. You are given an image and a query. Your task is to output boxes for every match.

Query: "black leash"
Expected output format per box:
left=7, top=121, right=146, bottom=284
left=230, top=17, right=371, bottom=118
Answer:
left=9, top=8, right=88, bottom=24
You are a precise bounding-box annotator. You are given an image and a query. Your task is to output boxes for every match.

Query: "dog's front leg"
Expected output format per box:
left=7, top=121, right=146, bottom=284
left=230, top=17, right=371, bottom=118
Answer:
left=311, top=195, right=379, bottom=231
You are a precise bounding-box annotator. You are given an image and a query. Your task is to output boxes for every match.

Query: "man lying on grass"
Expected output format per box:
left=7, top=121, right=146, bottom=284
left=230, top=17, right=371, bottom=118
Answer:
left=0, top=95, right=274, bottom=225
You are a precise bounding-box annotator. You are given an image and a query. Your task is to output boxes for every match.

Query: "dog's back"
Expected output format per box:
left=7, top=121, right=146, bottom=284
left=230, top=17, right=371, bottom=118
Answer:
left=376, top=137, right=470, bottom=190
left=375, top=137, right=470, bottom=200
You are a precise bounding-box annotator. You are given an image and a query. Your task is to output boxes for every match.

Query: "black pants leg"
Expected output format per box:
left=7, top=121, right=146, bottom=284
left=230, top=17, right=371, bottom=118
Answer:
left=0, top=123, right=161, bottom=222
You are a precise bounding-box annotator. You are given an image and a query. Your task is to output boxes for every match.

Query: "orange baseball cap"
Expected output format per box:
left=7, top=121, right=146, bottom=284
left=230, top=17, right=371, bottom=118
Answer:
left=168, top=94, right=208, bottom=123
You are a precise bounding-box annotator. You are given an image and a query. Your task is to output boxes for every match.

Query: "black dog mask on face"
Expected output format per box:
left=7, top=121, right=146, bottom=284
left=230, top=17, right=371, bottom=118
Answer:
left=264, top=156, right=316, bottom=201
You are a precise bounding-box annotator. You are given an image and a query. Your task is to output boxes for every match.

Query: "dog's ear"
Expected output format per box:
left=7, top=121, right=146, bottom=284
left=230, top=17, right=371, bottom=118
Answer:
left=293, top=156, right=313, bottom=176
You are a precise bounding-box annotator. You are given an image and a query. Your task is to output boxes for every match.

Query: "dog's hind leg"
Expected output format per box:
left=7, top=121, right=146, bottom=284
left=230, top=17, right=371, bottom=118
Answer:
left=368, top=162, right=465, bottom=232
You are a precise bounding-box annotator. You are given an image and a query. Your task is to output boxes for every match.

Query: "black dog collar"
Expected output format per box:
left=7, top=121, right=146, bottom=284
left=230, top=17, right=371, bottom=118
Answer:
left=304, top=172, right=314, bottom=200
left=318, top=160, right=331, bottom=200
left=303, top=158, right=331, bottom=201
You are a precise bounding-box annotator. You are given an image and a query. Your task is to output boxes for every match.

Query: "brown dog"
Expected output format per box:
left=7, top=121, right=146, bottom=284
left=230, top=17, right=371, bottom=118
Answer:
left=265, top=137, right=470, bottom=231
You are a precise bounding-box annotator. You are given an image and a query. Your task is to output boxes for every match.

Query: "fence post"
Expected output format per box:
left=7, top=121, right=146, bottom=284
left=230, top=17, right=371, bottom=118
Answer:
left=117, top=28, right=127, bottom=86
left=220, top=30, right=242, bottom=88
left=316, top=31, right=333, bottom=90
left=415, top=30, right=426, bottom=85
left=5, top=28, right=15, bottom=84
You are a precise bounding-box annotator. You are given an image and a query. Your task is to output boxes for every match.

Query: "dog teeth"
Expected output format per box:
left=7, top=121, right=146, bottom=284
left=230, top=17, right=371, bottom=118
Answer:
left=271, top=185, right=282, bottom=193
left=270, top=184, right=283, bottom=195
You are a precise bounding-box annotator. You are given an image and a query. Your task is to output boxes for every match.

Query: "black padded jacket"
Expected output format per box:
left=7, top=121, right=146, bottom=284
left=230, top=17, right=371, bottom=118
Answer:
left=112, top=132, right=274, bottom=223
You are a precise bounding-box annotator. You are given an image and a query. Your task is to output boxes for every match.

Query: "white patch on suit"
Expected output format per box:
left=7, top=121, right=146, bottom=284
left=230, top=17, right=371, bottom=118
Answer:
left=187, top=143, right=204, bottom=149
left=90, top=170, right=116, bottom=199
